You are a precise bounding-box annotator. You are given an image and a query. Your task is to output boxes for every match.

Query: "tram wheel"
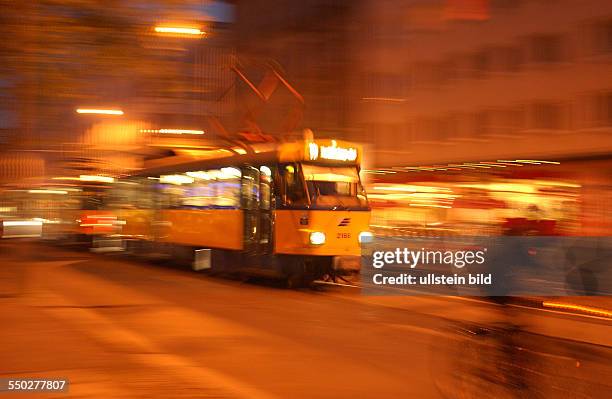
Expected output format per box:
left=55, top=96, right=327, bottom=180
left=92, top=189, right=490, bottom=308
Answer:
left=282, top=256, right=328, bottom=288
left=283, top=257, right=307, bottom=288
left=286, top=272, right=304, bottom=289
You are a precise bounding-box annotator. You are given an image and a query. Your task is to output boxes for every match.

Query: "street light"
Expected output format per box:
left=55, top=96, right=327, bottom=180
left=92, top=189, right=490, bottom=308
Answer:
left=76, top=108, right=124, bottom=115
left=154, top=26, right=206, bottom=36
left=140, top=129, right=205, bottom=135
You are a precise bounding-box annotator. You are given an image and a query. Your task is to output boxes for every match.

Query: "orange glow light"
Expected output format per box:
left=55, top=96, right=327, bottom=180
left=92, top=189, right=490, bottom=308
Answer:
left=542, top=302, right=612, bottom=318
left=154, top=26, right=206, bottom=36
left=76, top=108, right=124, bottom=115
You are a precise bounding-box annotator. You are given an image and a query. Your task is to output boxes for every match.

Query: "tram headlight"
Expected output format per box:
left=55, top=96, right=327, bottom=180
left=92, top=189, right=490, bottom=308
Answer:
left=309, top=231, right=326, bottom=245
left=358, top=231, right=374, bottom=244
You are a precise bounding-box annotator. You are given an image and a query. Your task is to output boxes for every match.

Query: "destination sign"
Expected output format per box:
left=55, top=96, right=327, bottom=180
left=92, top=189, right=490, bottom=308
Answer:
left=308, top=140, right=358, bottom=162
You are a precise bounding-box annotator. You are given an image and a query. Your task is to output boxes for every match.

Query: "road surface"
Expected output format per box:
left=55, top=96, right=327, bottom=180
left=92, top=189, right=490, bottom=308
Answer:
left=1, top=240, right=611, bottom=398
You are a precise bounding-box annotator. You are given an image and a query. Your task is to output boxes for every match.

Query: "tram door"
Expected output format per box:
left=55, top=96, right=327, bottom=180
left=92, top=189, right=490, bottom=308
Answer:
left=242, top=166, right=273, bottom=259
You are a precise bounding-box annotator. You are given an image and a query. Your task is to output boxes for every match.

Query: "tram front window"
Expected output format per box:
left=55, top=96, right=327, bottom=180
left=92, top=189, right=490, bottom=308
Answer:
left=282, top=164, right=307, bottom=205
left=301, top=164, right=368, bottom=209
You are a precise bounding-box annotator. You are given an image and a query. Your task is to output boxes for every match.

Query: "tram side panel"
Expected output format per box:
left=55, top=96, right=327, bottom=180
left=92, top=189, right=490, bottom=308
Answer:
left=157, top=209, right=244, bottom=250
left=115, top=209, right=155, bottom=239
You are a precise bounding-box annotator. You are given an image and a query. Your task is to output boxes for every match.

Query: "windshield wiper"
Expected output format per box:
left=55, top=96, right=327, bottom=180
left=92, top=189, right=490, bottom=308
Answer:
left=335, top=197, right=350, bottom=210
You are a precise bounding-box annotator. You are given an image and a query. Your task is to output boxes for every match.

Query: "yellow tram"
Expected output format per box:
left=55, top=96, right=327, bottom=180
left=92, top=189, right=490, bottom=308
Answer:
left=108, top=138, right=371, bottom=286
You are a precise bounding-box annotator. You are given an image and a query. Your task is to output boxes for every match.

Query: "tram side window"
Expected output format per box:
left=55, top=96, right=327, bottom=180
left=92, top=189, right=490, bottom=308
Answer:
left=241, top=166, right=260, bottom=210
left=162, top=168, right=241, bottom=209
left=82, top=187, right=106, bottom=210
left=281, top=164, right=306, bottom=206
left=158, top=184, right=185, bottom=209
left=106, top=179, right=153, bottom=209
left=259, top=165, right=273, bottom=210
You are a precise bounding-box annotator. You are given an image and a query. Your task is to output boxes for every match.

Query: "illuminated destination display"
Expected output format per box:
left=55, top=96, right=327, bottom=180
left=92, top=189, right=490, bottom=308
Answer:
left=309, top=140, right=358, bottom=162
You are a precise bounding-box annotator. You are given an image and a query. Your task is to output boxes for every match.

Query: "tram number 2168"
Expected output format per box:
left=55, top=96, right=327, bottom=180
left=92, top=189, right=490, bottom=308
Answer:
left=337, top=232, right=351, bottom=239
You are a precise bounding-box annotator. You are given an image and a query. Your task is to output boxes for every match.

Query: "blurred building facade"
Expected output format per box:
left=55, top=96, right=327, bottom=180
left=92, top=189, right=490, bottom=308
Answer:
left=352, top=0, right=612, bottom=168
left=351, top=0, right=612, bottom=235
left=133, top=20, right=236, bottom=133
left=78, top=20, right=237, bottom=177
left=0, top=2, right=237, bottom=181
left=234, top=0, right=356, bottom=137
left=234, top=0, right=612, bottom=162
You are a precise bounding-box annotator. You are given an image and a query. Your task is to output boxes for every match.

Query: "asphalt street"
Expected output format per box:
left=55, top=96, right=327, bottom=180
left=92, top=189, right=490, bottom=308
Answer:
left=1, top=241, right=611, bottom=398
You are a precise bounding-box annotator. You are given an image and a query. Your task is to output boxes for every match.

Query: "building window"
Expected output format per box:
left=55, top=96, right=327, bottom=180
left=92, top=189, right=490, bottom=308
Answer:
left=414, top=118, right=435, bottom=142
left=606, top=20, right=612, bottom=53
left=490, top=0, right=522, bottom=9
left=581, top=91, right=612, bottom=128
left=411, top=63, right=434, bottom=89
left=441, top=57, right=459, bottom=81
left=456, top=50, right=494, bottom=79
left=527, top=34, right=564, bottom=63
left=591, top=19, right=612, bottom=55
left=430, top=61, right=451, bottom=86
left=471, top=50, right=490, bottom=77
left=490, top=46, right=522, bottom=72
left=456, top=113, right=476, bottom=139
left=455, top=54, right=473, bottom=80
left=475, top=110, right=491, bottom=136
left=602, top=92, right=612, bottom=126
left=490, top=107, right=525, bottom=136
left=438, top=115, right=457, bottom=139
left=362, top=72, right=406, bottom=98
left=529, top=102, right=563, bottom=130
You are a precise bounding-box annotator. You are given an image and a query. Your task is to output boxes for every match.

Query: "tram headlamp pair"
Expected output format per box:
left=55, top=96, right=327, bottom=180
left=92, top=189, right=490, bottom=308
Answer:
left=309, top=231, right=373, bottom=245
left=358, top=231, right=374, bottom=244
left=309, top=231, right=326, bottom=245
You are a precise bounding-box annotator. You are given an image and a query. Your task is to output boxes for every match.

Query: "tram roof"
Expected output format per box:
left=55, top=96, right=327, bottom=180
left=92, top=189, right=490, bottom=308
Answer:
left=134, top=150, right=278, bottom=177
left=132, top=139, right=362, bottom=177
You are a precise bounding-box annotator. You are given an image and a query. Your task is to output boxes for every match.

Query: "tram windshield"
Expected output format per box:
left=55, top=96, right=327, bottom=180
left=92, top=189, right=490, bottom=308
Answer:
left=301, top=164, right=368, bottom=209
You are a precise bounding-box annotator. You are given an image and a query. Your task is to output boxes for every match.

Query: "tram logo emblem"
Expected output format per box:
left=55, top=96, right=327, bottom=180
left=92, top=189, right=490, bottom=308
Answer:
left=338, top=218, right=351, bottom=227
